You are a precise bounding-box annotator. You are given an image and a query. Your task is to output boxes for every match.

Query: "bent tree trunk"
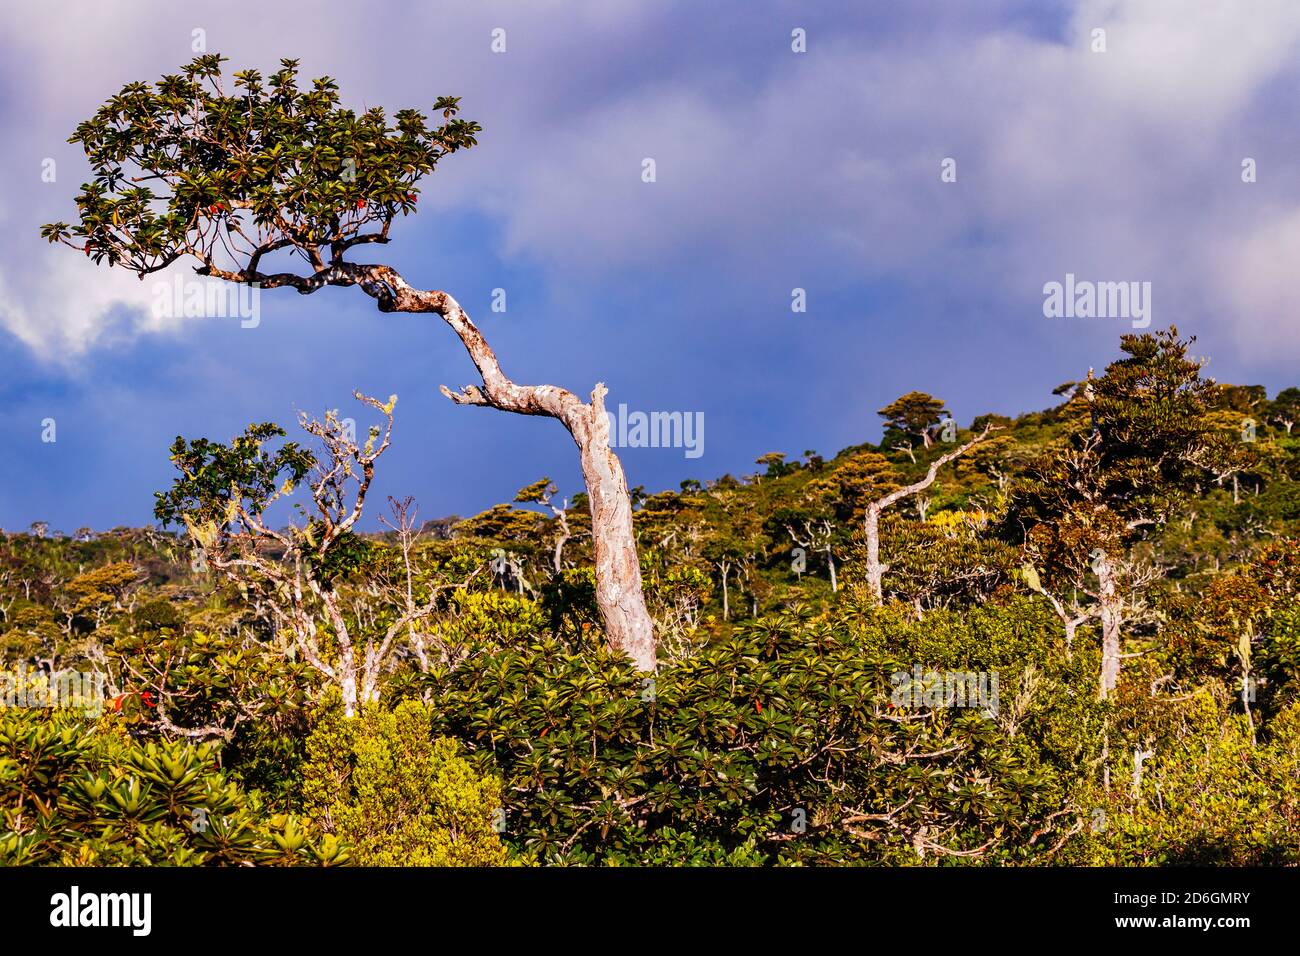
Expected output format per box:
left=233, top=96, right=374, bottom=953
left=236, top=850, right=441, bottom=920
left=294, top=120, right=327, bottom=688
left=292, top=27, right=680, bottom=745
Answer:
left=336, top=263, right=657, bottom=671
left=570, top=385, right=657, bottom=671
left=863, top=424, right=994, bottom=604
left=200, top=259, right=657, bottom=671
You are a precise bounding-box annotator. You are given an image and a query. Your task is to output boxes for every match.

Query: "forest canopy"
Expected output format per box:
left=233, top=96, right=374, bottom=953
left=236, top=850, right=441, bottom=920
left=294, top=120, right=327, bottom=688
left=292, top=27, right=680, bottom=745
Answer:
left=5, top=327, right=1300, bottom=866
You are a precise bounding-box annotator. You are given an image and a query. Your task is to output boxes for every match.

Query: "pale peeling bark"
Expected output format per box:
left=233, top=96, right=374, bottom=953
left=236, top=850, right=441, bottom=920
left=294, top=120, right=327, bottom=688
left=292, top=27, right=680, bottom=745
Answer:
left=863, top=425, right=995, bottom=605
left=1095, top=550, right=1123, bottom=699
left=719, top=560, right=731, bottom=621
left=1053, top=601, right=1091, bottom=658
left=547, top=499, right=572, bottom=574
left=278, top=262, right=658, bottom=671
left=572, top=385, right=657, bottom=672
left=864, top=502, right=886, bottom=603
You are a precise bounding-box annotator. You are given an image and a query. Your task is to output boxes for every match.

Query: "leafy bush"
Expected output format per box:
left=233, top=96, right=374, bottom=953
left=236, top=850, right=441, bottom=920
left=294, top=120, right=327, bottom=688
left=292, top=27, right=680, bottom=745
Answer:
left=419, top=608, right=1078, bottom=865
left=1064, top=695, right=1300, bottom=865
left=299, top=697, right=510, bottom=866
left=0, top=708, right=344, bottom=866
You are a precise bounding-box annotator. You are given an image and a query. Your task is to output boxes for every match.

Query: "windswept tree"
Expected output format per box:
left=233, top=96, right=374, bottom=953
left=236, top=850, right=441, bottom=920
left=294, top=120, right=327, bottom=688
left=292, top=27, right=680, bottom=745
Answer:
left=878, top=391, right=949, bottom=463
left=60, top=561, right=143, bottom=632
left=754, top=452, right=795, bottom=481
left=42, top=54, right=656, bottom=672
left=862, top=424, right=996, bottom=604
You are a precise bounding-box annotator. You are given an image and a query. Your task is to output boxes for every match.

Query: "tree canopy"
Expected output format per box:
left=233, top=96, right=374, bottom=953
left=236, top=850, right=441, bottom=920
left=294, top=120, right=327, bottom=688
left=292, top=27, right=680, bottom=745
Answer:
left=42, top=55, right=479, bottom=284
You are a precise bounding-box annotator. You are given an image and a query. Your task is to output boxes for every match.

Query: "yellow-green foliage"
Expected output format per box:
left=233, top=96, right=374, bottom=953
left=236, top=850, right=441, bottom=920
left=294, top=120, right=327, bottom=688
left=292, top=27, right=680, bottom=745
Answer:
left=301, top=697, right=510, bottom=866
left=0, top=708, right=344, bottom=866
left=1, top=604, right=62, bottom=659
left=1069, top=694, right=1300, bottom=865
left=439, top=590, right=544, bottom=648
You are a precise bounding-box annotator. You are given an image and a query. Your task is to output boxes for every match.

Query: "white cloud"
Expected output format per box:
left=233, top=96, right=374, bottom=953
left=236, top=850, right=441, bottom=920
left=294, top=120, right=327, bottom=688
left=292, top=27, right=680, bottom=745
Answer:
left=0, top=253, right=188, bottom=361
left=5, top=0, right=1300, bottom=362
left=1222, top=208, right=1300, bottom=359
left=1073, top=0, right=1300, bottom=125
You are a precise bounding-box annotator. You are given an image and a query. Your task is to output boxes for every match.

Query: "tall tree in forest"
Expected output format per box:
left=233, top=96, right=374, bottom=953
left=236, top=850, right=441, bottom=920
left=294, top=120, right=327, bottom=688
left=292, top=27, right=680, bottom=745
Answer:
left=42, top=55, right=657, bottom=671
left=1008, top=328, right=1226, bottom=697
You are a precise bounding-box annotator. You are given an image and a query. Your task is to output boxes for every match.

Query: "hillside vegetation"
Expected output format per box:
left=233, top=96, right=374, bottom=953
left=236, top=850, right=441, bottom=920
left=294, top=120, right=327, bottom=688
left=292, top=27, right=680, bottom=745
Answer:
left=4, top=328, right=1300, bottom=865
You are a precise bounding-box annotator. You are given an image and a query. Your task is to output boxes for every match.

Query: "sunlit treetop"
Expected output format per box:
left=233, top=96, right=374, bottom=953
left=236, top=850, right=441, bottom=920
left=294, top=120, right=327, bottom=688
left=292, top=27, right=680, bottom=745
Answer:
left=40, top=54, right=480, bottom=286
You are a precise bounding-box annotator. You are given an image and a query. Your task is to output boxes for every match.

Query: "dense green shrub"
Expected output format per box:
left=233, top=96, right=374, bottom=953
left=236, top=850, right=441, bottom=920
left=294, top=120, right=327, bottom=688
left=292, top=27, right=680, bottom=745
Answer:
left=419, top=608, right=1081, bottom=865
left=1063, top=695, right=1300, bottom=865
left=0, top=708, right=344, bottom=866
left=4, top=325, right=1300, bottom=867
left=299, top=696, right=510, bottom=866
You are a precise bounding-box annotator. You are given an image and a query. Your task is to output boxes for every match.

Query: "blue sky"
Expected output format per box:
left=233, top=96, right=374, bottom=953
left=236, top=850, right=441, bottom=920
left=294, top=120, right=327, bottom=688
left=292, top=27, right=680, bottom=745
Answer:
left=3, top=0, right=1300, bottom=532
